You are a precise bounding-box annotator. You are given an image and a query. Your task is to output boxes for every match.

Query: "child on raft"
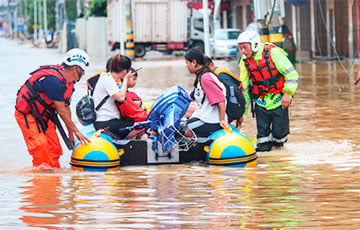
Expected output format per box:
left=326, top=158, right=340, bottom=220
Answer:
left=116, top=67, right=148, bottom=123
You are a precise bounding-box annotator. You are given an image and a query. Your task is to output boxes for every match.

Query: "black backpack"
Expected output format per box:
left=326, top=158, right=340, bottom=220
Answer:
left=76, top=72, right=109, bottom=126
left=220, top=79, right=245, bottom=123
left=200, top=73, right=245, bottom=123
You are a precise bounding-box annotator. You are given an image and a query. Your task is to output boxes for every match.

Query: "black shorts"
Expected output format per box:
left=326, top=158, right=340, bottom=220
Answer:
left=94, top=118, right=134, bottom=139
left=186, top=117, right=222, bottom=137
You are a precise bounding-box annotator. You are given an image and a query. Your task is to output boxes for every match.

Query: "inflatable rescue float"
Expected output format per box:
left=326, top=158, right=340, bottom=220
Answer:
left=71, top=86, right=257, bottom=171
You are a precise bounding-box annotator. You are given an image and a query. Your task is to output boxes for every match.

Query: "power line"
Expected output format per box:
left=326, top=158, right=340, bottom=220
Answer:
left=314, top=0, right=342, bottom=92
left=315, top=0, right=358, bottom=91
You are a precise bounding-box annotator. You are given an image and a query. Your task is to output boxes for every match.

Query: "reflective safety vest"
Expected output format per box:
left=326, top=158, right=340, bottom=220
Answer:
left=243, top=43, right=285, bottom=98
left=15, top=65, right=74, bottom=124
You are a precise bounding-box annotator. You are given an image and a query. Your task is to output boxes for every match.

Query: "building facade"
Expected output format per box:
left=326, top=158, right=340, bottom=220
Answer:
left=220, top=0, right=360, bottom=59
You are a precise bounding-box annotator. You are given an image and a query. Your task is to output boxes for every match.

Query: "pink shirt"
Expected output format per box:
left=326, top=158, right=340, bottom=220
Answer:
left=200, top=72, right=225, bottom=105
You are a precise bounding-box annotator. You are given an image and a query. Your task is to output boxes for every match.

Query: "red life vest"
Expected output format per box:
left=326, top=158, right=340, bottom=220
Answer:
left=243, top=43, right=285, bottom=98
left=116, top=88, right=147, bottom=122
left=15, top=65, right=74, bottom=122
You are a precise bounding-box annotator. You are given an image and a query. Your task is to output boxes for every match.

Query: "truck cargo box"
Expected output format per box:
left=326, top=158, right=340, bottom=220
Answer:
left=131, top=0, right=188, bottom=43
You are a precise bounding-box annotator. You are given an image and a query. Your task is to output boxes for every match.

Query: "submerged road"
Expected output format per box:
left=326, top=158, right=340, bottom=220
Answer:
left=0, top=37, right=359, bottom=229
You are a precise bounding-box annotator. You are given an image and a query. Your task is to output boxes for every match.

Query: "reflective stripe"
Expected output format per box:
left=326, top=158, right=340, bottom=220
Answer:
left=71, top=58, right=88, bottom=65
left=245, top=100, right=251, bottom=105
left=187, top=120, right=205, bottom=130
left=285, top=79, right=298, bottom=84
left=273, top=135, right=288, bottom=143
left=257, top=134, right=272, bottom=144
left=242, top=88, right=249, bottom=93
left=281, top=67, right=296, bottom=75
left=208, top=152, right=257, bottom=165
left=254, top=99, right=267, bottom=106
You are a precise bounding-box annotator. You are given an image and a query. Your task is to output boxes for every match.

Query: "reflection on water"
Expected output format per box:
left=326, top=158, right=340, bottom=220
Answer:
left=15, top=163, right=360, bottom=229
left=19, top=176, right=63, bottom=229
left=0, top=38, right=359, bottom=229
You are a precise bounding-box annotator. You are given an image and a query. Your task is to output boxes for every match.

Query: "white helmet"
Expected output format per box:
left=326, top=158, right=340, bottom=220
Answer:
left=237, top=30, right=261, bottom=52
left=62, top=48, right=90, bottom=70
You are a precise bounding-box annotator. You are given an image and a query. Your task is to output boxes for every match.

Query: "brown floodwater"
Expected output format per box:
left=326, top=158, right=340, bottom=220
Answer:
left=0, top=38, right=359, bottom=229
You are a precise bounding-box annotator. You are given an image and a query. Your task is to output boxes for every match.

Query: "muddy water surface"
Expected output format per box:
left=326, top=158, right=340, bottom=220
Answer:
left=0, top=38, right=359, bottom=229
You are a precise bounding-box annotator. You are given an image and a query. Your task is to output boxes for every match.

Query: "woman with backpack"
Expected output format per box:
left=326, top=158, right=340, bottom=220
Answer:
left=183, top=48, right=228, bottom=138
left=204, top=55, right=245, bottom=128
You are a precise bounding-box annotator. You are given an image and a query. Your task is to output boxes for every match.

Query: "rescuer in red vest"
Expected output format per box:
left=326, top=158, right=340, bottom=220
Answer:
left=15, top=48, right=91, bottom=168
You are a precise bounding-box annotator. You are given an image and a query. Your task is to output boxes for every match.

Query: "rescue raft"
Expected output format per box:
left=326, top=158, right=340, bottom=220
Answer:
left=71, top=86, right=258, bottom=171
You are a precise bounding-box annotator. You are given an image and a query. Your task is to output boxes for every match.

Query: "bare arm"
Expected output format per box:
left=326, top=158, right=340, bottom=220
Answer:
left=217, top=101, right=228, bottom=128
left=112, top=82, right=127, bottom=102
left=112, top=71, right=135, bottom=102
left=53, top=101, right=90, bottom=145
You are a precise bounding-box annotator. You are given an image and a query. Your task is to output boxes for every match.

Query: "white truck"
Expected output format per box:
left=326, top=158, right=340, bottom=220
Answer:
left=109, top=0, right=208, bottom=58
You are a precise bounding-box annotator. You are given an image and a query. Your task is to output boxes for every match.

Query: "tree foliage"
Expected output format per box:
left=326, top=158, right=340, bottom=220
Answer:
left=66, top=0, right=78, bottom=21
left=87, top=0, right=107, bottom=17
left=23, top=0, right=77, bottom=34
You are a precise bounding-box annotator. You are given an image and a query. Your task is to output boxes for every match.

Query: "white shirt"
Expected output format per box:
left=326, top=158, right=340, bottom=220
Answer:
left=191, top=72, right=227, bottom=123
left=92, top=72, right=121, bottom=121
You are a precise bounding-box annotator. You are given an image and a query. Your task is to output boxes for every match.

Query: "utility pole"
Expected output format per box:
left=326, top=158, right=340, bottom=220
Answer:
left=56, top=0, right=67, bottom=33
left=7, top=0, right=13, bottom=37
left=119, top=0, right=125, bottom=55
left=24, top=0, right=28, bottom=34
left=76, top=0, right=81, bottom=17
left=55, top=0, right=59, bottom=32
left=43, top=0, right=47, bottom=35
left=124, top=0, right=134, bottom=58
left=34, top=0, right=38, bottom=45
left=214, top=0, right=221, bottom=30
left=38, top=0, right=41, bottom=42
left=203, top=0, right=210, bottom=56
left=14, top=5, right=18, bottom=36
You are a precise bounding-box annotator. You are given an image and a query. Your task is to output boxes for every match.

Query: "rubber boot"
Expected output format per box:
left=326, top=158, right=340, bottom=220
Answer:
left=255, top=142, right=272, bottom=152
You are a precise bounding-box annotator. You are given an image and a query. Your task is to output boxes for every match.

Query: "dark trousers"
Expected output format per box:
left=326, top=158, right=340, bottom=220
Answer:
left=94, top=118, right=134, bottom=139
left=255, top=104, right=289, bottom=151
left=186, top=117, right=222, bottom=138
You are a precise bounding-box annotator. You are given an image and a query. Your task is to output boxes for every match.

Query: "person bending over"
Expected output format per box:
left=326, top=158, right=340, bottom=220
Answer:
left=15, top=48, right=91, bottom=168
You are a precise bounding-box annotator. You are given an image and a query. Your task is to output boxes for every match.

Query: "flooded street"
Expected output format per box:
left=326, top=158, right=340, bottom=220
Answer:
left=0, top=37, right=359, bottom=229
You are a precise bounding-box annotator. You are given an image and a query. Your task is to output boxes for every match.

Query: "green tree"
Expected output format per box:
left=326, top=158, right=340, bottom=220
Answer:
left=66, top=0, right=78, bottom=20
left=24, top=0, right=77, bottom=35
left=87, top=0, right=107, bottom=17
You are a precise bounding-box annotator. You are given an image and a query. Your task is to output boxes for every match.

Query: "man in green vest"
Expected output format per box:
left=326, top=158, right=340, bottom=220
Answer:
left=237, top=30, right=298, bottom=152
